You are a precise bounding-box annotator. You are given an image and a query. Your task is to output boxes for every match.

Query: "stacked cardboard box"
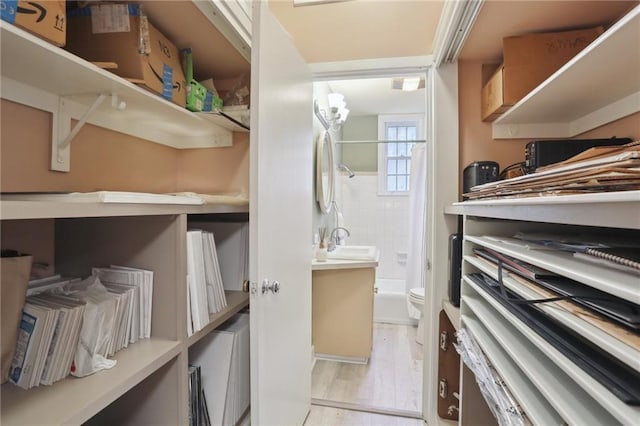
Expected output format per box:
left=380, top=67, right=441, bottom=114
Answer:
left=0, top=0, right=66, bottom=46
left=65, top=4, right=187, bottom=107
left=481, top=26, right=604, bottom=122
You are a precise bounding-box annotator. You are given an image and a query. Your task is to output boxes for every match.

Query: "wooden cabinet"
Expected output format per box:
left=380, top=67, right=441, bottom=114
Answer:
left=312, top=265, right=376, bottom=363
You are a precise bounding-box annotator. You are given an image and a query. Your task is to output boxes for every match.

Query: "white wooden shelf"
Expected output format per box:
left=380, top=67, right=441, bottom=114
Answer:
left=0, top=22, right=246, bottom=151
left=461, top=314, right=562, bottom=425
left=492, top=5, right=640, bottom=139
left=0, top=200, right=249, bottom=220
left=187, top=291, right=250, bottom=347
left=465, top=235, right=640, bottom=304
left=453, top=190, right=640, bottom=229
left=465, top=254, right=640, bottom=371
left=1, top=338, right=182, bottom=425
left=463, top=279, right=639, bottom=425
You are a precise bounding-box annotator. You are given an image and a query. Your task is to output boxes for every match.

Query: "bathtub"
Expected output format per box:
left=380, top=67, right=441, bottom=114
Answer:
left=373, top=278, right=417, bottom=325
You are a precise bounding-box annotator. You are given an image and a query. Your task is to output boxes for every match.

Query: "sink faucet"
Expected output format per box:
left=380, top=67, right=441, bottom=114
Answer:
left=328, top=227, right=350, bottom=251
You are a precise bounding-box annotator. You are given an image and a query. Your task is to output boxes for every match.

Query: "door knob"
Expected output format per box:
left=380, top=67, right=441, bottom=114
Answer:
left=261, top=279, right=280, bottom=294
left=243, top=280, right=257, bottom=295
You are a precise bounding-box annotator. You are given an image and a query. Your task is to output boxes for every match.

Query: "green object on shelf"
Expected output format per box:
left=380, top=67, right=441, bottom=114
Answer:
left=181, top=48, right=222, bottom=112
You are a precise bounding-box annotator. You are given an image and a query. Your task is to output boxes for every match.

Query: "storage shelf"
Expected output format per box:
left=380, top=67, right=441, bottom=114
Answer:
left=465, top=235, right=640, bottom=304
left=461, top=314, right=562, bottom=425
left=441, top=299, right=460, bottom=330
left=453, top=191, right=640, bottom=229
left=187, top=291, right=250, bottom=347
left=0, top=22, right=246, bottom=149
left=1, top=338, right=181, bottom=425
left=465, top=254, right=640, bottom=371
left=492, top=5, right=640, bottom=139
left=0, top=200, right=249, bottom=220
left=463, top=277, right=640, bottom=425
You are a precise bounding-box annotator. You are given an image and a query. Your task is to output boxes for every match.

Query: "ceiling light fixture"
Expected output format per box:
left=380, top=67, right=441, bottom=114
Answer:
left=402, top=77, right=421, bottom=91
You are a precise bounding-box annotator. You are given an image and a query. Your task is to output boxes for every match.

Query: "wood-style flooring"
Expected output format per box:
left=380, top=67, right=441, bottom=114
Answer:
left=311, top=323, right=423, bottom=413
left=304, top=406, right=424, bottom=426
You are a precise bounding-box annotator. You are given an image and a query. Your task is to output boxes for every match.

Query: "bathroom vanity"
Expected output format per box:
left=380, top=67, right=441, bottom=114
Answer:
left=311, top=257, right=379, bottom=363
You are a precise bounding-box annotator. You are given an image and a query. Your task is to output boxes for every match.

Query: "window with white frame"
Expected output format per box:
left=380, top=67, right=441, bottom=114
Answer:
left=377, top=114, right=424, bottom=195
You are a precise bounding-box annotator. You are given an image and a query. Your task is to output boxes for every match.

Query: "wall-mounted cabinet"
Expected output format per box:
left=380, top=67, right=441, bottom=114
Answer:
left=492, top=5, right=640, bottom=139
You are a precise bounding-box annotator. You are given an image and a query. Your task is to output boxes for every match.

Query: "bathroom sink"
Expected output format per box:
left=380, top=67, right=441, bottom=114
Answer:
left=327, top=245, right=378, bottom=261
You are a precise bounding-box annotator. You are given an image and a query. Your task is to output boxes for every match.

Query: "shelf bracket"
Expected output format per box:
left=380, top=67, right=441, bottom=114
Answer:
left=51, top=93, right=109, bottom=172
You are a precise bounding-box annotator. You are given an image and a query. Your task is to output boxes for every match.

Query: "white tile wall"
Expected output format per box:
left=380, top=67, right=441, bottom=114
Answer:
left=336, top=173, right=410, bottom=280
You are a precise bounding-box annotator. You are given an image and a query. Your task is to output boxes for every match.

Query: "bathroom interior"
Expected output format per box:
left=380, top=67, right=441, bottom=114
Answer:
left=311, top=74, right=428, bottom=416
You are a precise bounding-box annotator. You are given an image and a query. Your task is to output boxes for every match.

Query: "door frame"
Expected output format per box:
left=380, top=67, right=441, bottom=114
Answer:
left=311, top=55, right=459, bottom=424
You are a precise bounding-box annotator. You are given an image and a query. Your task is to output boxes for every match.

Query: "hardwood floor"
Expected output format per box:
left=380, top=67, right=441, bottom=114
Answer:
left=304, top=406, right=424, bottom=426
left=311, top=323, right=423, bottom=413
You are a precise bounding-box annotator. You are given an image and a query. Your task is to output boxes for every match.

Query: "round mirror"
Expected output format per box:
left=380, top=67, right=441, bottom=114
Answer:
left=316, top=130, right=335, bottom=213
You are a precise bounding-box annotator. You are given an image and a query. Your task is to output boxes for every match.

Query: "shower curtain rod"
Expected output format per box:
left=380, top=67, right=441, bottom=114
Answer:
left=336, top=139, right=427, bottom=144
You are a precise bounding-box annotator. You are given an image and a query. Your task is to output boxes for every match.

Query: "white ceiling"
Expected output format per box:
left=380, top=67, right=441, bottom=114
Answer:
left=326, top=77, right=426, bottom=116
left=278, top=0, right=636, bottom=118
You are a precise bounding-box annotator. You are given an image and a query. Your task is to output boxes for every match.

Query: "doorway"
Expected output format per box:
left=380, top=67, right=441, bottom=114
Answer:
left=310, top=67, right=431, bottom=418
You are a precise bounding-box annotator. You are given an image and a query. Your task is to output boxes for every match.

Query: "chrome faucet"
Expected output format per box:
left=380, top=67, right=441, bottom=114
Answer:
left=328, top=227, right=350, bottom=251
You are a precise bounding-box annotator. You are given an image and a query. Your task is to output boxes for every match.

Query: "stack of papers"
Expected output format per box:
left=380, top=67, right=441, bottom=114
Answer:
left=189, top=313, right=250, bottom=426
left=465, top=141, right=640, bottom=199
left=187, top=230, right=228, bottom=336
left=9, top=294, right=86, bottom=389
left=206, top=222, right=249, bottom=292
left=92, top=265, right=154, bottom=342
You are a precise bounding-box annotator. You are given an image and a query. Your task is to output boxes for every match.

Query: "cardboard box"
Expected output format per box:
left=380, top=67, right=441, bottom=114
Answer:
left=481, top=26, right=604, bottom=122
left=1, top=0, right=66, bottom=46
left=66, top=4, right=186, bottom=107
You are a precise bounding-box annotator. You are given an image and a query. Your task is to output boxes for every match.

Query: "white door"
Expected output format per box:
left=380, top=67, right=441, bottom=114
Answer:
left=249, top=2, right=313, bottom=425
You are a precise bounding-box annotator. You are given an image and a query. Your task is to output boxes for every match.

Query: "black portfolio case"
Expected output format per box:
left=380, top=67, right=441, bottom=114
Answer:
left=448, top=233, right=463, bottom=307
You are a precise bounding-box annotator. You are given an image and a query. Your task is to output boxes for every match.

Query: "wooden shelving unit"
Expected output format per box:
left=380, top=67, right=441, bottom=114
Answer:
left=456, top=192, right=640, bottom=424
left=0, top=1, right=254, bottom=424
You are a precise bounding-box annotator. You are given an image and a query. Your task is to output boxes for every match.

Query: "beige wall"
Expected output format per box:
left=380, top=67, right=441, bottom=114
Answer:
left=457, top=60, right=640, bottom=196
left=0, top=100, right=249, bottom=195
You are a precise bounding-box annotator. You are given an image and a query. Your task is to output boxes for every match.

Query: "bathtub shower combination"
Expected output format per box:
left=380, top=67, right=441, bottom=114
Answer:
left=373, top=278, right=416, bottom=325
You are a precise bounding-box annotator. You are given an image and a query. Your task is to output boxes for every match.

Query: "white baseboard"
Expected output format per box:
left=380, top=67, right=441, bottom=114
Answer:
left=314, top=352, right=368, bottom=364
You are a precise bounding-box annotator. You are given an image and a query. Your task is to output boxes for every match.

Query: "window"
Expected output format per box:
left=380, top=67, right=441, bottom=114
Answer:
left=378, top=114, right=424, bottom=195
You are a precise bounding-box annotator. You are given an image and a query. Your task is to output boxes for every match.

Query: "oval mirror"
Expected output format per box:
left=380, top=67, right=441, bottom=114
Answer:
left=316, top=130, right=335, bottom=213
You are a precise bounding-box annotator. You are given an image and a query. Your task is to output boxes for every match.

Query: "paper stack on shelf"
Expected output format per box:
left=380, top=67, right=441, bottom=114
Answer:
left=26, top=275, right=81, bottom=296
left=1, top=191, right=205, bottom=205
left=207, top=222, right=249, bottom=292
left=92, top=265, right=154, bottom=340
left=465, top=141, right=640, bottom=199
left=187, top=230, right=228, bottom=335
left=188, top=364, right=212, bottom=426
left=9, top=294, right=86, bottom=389
left=456, top=327, right=528, bottom=425
left=189, top=313, right=250, bottom=426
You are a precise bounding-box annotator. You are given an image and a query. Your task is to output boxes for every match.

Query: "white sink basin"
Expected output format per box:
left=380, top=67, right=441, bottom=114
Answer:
left=327, top=245, right=378, bottom=261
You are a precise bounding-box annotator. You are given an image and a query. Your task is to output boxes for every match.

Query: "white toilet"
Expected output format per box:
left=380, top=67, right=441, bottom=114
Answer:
left=407, top=287, right=425, bottom=345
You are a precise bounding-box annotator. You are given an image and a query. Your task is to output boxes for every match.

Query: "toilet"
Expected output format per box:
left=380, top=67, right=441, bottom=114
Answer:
left=407, top=287, right=425, bottom=345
